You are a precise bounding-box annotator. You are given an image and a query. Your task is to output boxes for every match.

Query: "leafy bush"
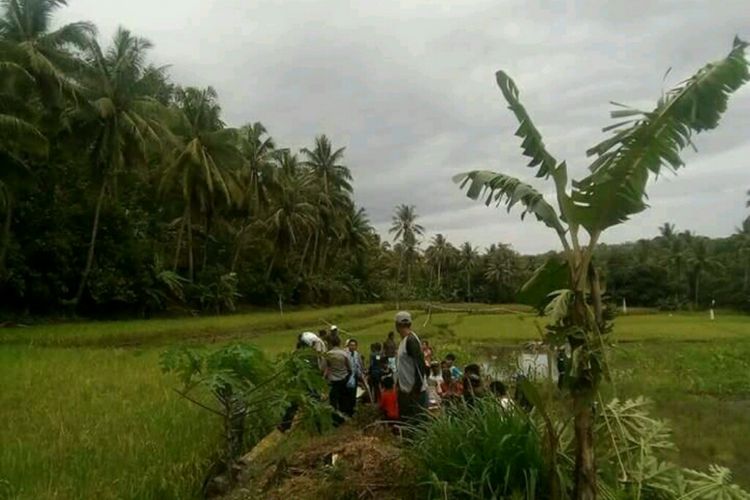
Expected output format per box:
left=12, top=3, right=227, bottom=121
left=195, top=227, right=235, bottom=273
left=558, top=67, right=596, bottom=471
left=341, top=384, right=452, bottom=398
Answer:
left=409, top=398, right=546, bottom=499
left=187, top=269, right=241, bottom=313
left=551, top=396, right=750, bottom=500
left=160, top=343, right=331, bottom=463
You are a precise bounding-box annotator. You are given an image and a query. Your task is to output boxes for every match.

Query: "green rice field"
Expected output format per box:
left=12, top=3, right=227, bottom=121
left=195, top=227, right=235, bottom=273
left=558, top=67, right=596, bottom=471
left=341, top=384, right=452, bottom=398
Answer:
left=1, top=305, right=748, bottom=499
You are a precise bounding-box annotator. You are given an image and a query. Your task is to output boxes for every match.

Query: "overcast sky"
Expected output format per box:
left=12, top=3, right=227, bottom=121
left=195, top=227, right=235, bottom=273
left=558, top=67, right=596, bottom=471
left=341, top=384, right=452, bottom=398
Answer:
left=59, top=0, right=750, bottom=254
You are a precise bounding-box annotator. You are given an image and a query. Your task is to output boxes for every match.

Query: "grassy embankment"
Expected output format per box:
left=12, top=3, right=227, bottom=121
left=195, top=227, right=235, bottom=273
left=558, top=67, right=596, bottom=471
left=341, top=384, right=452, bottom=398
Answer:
left=1, top=305, right=748, bottom=498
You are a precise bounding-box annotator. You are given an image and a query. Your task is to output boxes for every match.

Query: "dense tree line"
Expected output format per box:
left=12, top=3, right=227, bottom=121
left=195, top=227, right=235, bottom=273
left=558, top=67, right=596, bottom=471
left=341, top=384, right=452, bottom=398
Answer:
left=1, top=2, right=747, bottom=318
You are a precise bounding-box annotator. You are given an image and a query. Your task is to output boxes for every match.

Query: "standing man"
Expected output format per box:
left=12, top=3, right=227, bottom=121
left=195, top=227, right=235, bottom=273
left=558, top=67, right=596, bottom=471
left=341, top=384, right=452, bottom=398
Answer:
left=323, top=333, right=351, bottom=425
left=343, top=338, right=364, bottom=416
left=394, top=311, right=427, bottom=421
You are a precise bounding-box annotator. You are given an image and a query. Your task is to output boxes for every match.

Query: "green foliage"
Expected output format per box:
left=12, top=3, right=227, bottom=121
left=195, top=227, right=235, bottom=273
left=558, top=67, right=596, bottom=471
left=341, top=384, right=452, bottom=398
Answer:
left=455, top=38, right=749, bottom=498
left=517, top=257, right=570, bottom=311
left=573, top=38, right=750, bottom=233
left=453, top=170, right=566, bottom=236
left=160, top=342, right=331, bottom=461
left=409, top=398, right=546, bottom=499
left=2, top=309, right=750, bottom=498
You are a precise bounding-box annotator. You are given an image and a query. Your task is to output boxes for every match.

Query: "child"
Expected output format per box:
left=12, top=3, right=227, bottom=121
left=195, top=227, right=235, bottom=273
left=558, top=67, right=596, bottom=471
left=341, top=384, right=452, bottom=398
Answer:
left=489, top=380, right=513, bottom=410
left=369, top=342, right=383, bottom=402
left=427, top=361, right=443, bottom=409
left=463, top=363, right=485, bottom=406
left=422, top=340, right=433, bottom=368
left=445, top=353, right=463, bottom=380
left=379, top=374, right=399, bottom=420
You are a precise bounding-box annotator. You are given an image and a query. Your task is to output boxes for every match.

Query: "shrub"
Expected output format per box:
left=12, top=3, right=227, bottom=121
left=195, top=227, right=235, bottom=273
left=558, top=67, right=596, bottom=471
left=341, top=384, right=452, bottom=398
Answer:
left=409, top=398, right=545, bottom=499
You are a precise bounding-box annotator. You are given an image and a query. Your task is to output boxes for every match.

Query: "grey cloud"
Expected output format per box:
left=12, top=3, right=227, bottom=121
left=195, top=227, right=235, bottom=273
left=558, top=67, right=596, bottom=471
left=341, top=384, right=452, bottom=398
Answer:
left=57, top=0, right=750, bottom=254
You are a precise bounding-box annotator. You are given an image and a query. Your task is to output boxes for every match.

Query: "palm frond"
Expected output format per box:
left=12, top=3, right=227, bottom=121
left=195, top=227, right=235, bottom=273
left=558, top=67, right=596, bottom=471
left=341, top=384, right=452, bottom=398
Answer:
left=453, top=170, right=566, bottom=235
left=0, top=113, right=48, bottom=157
left=0, top=60, right=35, bottom=87
left=42, top=21, right=96, bottom=50
left=571, top=38, right=749, bottom=233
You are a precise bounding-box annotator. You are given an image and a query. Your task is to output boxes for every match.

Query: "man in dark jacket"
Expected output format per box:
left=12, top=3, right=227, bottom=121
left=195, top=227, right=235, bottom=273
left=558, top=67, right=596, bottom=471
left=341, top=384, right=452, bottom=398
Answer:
left=394, top=311, right=427, bottom=421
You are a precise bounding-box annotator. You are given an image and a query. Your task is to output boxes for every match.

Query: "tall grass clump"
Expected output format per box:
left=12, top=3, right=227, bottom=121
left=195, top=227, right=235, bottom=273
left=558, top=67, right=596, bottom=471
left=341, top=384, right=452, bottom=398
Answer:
left=409, top=398, right=546, bottom=499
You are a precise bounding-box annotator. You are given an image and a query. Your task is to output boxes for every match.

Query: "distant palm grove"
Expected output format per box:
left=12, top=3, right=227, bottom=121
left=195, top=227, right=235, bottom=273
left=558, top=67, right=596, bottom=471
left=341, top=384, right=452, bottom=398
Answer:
left=0, top=1, right=748, bottom=318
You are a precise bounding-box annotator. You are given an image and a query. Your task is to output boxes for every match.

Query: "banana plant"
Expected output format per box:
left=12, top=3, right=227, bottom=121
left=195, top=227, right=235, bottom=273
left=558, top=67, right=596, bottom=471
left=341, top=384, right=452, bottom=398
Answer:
left=455, top=38, right=749, bottom=500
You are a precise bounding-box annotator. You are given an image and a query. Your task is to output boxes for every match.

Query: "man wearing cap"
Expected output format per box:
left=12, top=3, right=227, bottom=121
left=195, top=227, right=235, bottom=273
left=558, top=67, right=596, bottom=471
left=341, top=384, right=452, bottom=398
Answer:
left=394, top=311, right=427, bottom=420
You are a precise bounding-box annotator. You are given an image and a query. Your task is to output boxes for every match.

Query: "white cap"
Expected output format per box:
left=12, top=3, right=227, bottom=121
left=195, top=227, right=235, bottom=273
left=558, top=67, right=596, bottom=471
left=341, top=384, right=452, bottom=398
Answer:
left=331, top=325, right=338, bottom=331
left=395, top=311, right=412, bottom=325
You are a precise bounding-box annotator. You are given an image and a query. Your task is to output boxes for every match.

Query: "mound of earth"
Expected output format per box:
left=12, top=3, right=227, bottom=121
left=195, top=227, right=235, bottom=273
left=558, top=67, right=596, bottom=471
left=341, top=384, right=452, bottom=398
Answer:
left=220, top=424, right=418, bottom=500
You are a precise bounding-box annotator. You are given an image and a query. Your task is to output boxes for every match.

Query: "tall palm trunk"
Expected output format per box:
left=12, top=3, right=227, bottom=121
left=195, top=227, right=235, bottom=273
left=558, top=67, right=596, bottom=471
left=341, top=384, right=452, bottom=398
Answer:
left=230, top=235, right=243, bottom=273
left=186, top=208, right=194, bottom=282
left=318, top=237, right=328, bottom=272
left=202, top=214, right=211, bottom=273
left=694, top=271, right=701, bottom=308
left=406, top=255, right=412, bottom=287
left=437, top=260, right=442, bottom=289
left=311, top=231, right=320, bottom=274
left=298, top=232, right=312, bottom=277
left=0, top=194, right=12, bottom=279
left=74, top=181, right=107, bottom=305
left=173, top=218, right=185, bottom=272
left=266, top=235, right=280, bottom=280
left=396, top=249, right=403, bottom=287
left=230, top=220, right=251, bottom=273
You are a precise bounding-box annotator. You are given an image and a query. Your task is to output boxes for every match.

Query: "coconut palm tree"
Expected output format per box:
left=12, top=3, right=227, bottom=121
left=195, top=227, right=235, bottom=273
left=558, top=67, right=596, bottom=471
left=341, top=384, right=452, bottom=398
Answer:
left=301, top=135, right=352, bottom=272
left=666, top=235, right=688, bottom=300
left=0, top=60, right=47, bottom=277
left=425, top=233, right=450, bottom=290
left=458, top=242, right=478, bottom=301
left=342, top=206, right=372, bottom=258
left=301, top=134, right=352, bottom=195
left=0, top=0, right=95, bottom=110
left=687, top=237, right=722, bottom=307
left=70, top=27, right=169, bottom=304
left=160, top=86, right=242, bottom=281
left=263, top=169, right=316, bottom=278
left=455, top=39, right=748, bottom=498
left=484, top=243, right=515, bottom=288
left=659, top=222, right=676, bottom=240
left=238, top=121, right=277, bottom=216
left=389, top=204, right=424, bottom=287
left=277, top=149, right=299, bottom=178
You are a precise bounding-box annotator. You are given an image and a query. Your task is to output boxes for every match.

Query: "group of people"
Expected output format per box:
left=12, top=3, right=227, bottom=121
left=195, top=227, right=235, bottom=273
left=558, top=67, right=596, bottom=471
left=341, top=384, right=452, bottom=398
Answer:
left=293, top=310, right=515, bottom=427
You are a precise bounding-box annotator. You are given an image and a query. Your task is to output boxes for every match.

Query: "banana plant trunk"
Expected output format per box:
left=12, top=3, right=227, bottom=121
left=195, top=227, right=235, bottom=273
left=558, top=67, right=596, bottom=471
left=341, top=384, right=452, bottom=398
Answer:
left=570, top=261, right=602, bottom=500
left=573, top=397, right=597, bottom=500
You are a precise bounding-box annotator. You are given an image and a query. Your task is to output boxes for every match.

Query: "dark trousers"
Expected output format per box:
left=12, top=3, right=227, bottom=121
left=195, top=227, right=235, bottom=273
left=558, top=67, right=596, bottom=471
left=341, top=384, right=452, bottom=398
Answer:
left=329, top=379, right=348, bottom=412
left=369, top=374, right=381, bottom=402
left=342, top=386, right=357, bottom=417
left=398, top=389, right=426, bottom=422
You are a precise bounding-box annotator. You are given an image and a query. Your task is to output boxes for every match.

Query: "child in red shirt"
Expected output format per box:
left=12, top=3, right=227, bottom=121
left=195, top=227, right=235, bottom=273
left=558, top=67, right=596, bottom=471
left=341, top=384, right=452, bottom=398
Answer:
left=379, top=375, right=399, bottom=420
